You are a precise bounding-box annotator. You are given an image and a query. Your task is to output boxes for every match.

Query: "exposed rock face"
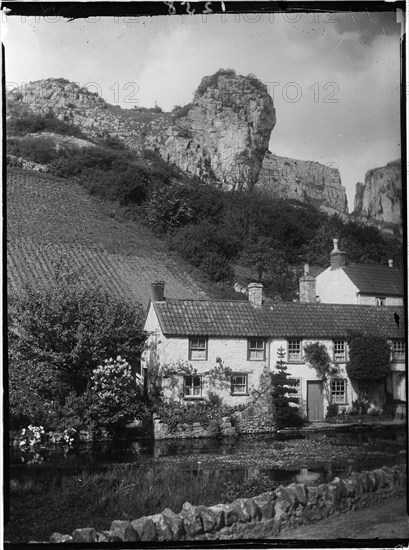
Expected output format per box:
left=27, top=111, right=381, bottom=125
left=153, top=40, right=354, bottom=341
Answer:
left=257, top=152, right=348, bottom=213
left=146, top=71, right=276, bottom=189
left=353, top=160, right=402, bottom=225
left=8, top=73, right=276, bottom=190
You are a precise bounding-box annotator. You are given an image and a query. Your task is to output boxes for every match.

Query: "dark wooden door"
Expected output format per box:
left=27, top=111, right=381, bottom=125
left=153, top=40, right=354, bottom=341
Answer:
left=307, top=381, right=324, bottom=421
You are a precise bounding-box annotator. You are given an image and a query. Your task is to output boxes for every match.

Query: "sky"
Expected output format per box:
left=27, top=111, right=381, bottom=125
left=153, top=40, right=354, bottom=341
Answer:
left=2, top=9, right=403, bottom=210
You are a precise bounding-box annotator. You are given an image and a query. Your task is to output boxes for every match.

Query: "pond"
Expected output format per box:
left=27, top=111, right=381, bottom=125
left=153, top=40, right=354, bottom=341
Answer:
left=10, top=427, right=407, bottom=487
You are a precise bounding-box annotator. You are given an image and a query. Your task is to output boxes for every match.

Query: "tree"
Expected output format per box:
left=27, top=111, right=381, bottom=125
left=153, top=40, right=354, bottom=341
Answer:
left=8, top=280, right=146, bottom=428
left=346, top=332, right=391, bottom=412
left=303, top=342, right=340, bottom=408
left=270, top=347, right=303, bottom=428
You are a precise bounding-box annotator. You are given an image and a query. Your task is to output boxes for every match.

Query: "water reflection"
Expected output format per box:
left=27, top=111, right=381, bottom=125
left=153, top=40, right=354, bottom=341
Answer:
left=10, top=428, right=406, bottom=485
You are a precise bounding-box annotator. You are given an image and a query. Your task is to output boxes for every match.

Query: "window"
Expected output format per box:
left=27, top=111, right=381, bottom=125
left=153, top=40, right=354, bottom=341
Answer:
left=189, top=337, right=207, bottom=360
left=392, top=340, right=405, bottom=361
left=376, top=297, right=385, bottom=306
left=288, top=340, right=302, bottom=362
left=333, top=340, right=346, bottom=362
left=248, top=338, right=265, bottom=361
left=231, top=374, right=248, bottom=395
left=331, top=379, right=347, bottom=404
left=183, top=375, right=202, bottom=398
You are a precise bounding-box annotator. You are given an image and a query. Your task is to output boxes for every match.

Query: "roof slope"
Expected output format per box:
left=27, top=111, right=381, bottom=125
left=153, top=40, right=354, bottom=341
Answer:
left=153, top=299, right=405, bottom=339
left=341, top=264, right=404, bottom=296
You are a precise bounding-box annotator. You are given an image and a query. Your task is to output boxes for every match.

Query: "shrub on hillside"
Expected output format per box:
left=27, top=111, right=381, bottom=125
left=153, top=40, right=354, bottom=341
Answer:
left=170, top=222, right=239, bottom=282
left=7, top=136, right=58, bottom=165
left=7, top=112, right=86, bottom=139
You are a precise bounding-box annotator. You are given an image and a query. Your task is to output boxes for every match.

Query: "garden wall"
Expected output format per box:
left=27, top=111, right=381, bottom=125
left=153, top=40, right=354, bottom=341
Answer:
left=47, top=464, right=406, bottom=543
left=153, top=405, right=276, bottom=440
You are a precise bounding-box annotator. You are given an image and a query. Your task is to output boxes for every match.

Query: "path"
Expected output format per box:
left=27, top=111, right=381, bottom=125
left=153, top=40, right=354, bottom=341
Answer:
left=272, top=497, right=408, bottom=540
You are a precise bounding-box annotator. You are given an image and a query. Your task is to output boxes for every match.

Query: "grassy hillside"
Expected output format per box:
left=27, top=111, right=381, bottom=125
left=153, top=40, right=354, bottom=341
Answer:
left=7, top=168, right=209, bottom=306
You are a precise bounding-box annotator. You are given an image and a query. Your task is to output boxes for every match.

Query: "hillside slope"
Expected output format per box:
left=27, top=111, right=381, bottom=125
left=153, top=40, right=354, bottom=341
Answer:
left=7, top=168, right=208, bottom=306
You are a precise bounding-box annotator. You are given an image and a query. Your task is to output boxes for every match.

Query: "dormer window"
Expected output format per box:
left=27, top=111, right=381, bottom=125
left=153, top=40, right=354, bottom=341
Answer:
left=376, top=297, right=386, bottom=306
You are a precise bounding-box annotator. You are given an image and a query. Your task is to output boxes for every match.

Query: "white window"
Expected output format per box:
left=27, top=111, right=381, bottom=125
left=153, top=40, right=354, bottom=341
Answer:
left=392, top=340, right=405, bottom=362
left=288, top=340, right=302, bottom=362
left=189, top=337, right=207, bottom=360
left=248, top=338, right=265, bottom=361
left=331, top=379, right=347, bottom=404
left=231, top=374, right=248, bottom=395
left=376, top=297, right=386, bottom=306
left=333, top=340, right=346, bottom=362
left=184, top=375, right=202, bottom=398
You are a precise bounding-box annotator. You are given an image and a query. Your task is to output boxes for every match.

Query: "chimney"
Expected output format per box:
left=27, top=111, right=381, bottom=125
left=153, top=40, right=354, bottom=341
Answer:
left=299, top=263, right=317, bottom=303
left=330, top=238, right=346, bottom=270
left=248, top=282, right=263, bottom=308
left=151, top=281, right=165, bottom=302
left=388, top=259, right=394, bottom=268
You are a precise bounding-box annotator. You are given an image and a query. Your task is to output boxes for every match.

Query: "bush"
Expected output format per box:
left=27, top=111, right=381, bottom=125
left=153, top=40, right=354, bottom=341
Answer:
left=326, top=403, right=339, bottom=419
left=7, top=136, right=58, bottom=164
left=196, top=69, right=237, bottom=97
left=170, top=222, right=238, bottom=282
left=7, top=112, right=86, bottom=138
left=87, top=357, right=150, bottom=435
left=172, top=103, right=192, bottom=120
left=8, top=281, right=146, bottom=429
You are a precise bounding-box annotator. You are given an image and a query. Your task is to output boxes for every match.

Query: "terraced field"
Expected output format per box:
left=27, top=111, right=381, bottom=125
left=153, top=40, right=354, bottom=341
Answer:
left=6, top=168, right=208, bottom=306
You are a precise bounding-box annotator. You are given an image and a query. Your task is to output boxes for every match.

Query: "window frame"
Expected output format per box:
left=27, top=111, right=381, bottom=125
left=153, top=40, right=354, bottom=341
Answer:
left=247, top=338, right=266, bottom=361
left=288, top=339, right=302, bottom=363
left=333, top=340, right=347, bottom=363
left=391, top=340, right=405, bottom=362
left=330, top=378, right=347, bottom=404
left=188, top=337, right=208, bottom=361
left=231, top=373, right=249, bottom=396
left=183, top=375, right=203, bottom=399
left=375, top=296, right=386, bottom=306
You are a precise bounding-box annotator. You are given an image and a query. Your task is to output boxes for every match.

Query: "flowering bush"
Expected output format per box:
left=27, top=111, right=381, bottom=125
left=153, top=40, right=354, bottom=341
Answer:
left=88, top=356, right=150, bottom=435
left=18, top=425, right=45, bottom=447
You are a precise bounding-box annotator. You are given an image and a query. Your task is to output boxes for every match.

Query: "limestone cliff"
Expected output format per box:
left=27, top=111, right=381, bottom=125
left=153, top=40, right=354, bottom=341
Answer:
left=353, top=160, right=402, bottom=225
left=145, top=70, right=276, bottom=189
left=257, top=152, right=348, bottom=213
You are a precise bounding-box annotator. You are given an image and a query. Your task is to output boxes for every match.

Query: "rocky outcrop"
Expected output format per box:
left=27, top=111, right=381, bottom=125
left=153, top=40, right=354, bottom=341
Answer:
left=353, top=160, right=402, bottom=225
left=7, top=73, right=276, bottom=191
left=257, top=152, right=349, bottom=213
left=145, top=70, right=276, bottom=189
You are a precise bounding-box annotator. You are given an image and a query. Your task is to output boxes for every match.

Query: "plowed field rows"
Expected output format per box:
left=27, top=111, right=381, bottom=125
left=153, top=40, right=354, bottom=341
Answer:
left=6, top=169, right=207, bottom=306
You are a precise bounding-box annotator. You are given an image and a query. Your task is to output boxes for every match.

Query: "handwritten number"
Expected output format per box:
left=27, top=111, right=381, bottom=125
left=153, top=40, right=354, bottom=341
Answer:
left=164, top=1, right=176, bottom=15
left=204, top=1, right=213, bottom=14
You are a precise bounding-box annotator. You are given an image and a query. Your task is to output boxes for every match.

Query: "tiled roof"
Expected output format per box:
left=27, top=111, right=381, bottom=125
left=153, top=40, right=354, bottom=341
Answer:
left=153, top=299, right=405, bottom=339
left=342, top=264, right=404, bottom=296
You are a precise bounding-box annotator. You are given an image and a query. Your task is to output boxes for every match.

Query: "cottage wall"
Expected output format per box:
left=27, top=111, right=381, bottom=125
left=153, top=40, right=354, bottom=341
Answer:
left=316, top=268, right=358, bottom=304
left=161, top=336, right=270, bottom=406
left=358, top=295, right=403, bottom=306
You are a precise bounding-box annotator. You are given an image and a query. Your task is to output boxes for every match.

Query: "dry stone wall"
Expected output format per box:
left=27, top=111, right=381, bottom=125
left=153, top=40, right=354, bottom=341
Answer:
left=46, top=464, right=406, bottom=543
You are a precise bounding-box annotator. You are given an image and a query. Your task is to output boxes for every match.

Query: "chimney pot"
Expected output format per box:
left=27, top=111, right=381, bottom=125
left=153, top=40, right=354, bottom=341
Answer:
left=388, top=259, right=394, bottom=268
left=151, top=281, right=165, bottom=302
left=330, top=237, right=346, bottom=270
left=248, top=282, right=263, bottom=308
left=304, top=263, right=310, bottom=275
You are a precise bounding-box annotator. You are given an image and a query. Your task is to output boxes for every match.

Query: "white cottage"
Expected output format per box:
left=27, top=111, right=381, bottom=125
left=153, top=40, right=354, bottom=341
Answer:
left=143, top=281, right=406, bottom=421
left=315, top=239, right=404, bottom=306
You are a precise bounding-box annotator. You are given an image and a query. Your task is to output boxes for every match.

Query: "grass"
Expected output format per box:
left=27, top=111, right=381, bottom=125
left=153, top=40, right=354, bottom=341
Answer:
left=7, top=168, right=209, bottom=307
left=5, top=464, right=229, bottom=543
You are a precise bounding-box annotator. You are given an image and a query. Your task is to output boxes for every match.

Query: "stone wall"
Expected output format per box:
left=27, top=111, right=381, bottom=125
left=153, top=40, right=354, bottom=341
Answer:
left=47, top=464, right=406, bottom=543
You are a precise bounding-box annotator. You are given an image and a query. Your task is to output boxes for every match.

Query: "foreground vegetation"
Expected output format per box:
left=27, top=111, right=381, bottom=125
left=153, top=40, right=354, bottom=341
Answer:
left=6, top=433, right=405, bottom=543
